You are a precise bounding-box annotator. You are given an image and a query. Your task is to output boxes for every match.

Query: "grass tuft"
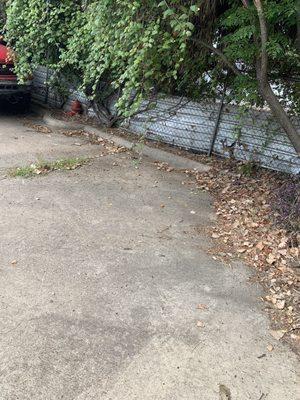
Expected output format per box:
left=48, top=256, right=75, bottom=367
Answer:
left=9, top=157, right=89, bottom=178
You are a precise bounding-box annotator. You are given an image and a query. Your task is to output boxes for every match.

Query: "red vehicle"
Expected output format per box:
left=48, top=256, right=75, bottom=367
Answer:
left=0, top=40, right=31, bottom=108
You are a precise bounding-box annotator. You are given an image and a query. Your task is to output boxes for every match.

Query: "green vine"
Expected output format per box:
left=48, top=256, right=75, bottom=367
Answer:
left=4, top=0, right=300, bottom=131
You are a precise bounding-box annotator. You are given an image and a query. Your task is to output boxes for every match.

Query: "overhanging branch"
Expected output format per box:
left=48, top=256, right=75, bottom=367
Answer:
left=191, top=38, right=242, bottom=76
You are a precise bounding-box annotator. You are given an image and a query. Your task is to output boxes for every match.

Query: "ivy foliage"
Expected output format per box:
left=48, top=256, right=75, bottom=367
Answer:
left=4, top=0, right=300, bottom=119
left=0, top=0, right=7, bottom=31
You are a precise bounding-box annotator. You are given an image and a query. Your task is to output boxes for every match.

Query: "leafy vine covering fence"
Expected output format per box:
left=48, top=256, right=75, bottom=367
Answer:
left=33, top=67, right=300, bottom=175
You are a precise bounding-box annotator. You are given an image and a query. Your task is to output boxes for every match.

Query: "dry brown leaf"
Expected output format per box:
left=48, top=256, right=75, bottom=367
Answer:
left=275, top=300, right=285, bottom=310
left=266, top=254, right=277, bottom=265
left=270, top=330, right=286, bottom=341
left=197, top=304, right=208, bottom=310
left=237, top=248, right=246, bottom=253
left=278, top=249, right=287, bottom=256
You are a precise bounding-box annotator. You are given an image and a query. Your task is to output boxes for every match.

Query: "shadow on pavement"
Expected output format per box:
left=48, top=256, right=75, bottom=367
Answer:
left=0, top=99, right=33, bottom=116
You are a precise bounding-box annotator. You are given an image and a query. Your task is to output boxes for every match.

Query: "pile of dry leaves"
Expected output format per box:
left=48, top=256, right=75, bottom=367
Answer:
left=23, top=120, right=127, bottom=156
left=184, top=158, right=299, bottom=350
left=59, top=128, right=127, bottom=156
left=23, top=121, right=52, bottom=134
left=155, top=156, right=299, bottom=350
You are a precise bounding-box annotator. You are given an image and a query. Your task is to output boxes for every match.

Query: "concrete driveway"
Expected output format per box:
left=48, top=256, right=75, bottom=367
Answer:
left=0, top=111, right=299, bottom=400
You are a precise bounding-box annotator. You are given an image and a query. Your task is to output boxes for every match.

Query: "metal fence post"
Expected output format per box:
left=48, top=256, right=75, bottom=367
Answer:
left=207, top=92, right=225, bottom=156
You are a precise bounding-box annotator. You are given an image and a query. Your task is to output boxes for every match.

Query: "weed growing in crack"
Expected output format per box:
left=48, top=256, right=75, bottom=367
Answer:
left=9, top=157, right=89, bottom=178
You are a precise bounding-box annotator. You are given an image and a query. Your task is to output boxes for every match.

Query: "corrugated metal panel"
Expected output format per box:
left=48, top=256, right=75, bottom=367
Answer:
left=32, top=67, right=300, bottom=174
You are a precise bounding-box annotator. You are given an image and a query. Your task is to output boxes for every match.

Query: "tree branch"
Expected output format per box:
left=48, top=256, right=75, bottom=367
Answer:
left=296, top=0, right=300, bottom=52
left=253, top=0, right=268, bottom=82
left=191, top=38, right=242, bottom=76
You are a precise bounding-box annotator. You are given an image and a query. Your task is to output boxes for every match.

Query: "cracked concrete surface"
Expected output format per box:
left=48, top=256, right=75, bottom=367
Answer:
left=0, top=112, right=299, bottom=400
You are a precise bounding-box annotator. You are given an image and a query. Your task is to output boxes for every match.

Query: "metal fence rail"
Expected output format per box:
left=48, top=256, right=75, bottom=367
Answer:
left=32, top=67, right=300, bottom=174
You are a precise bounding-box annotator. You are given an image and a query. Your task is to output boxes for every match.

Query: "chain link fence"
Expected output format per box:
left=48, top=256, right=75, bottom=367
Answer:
left=33, top=67, right=300, bottom=174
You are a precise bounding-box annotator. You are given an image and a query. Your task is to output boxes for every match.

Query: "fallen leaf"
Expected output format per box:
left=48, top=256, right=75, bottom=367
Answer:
left=221, top=185, right=231, bottom=194
left=275, top=300, right=285, bottom=310
left=267, top=344, right=274, bottom=352
left=278, top=241, right=287, bottom=249
left=270, top=330, right=286, bottom=341
left=266, top=254, right=277, bottom=265
left=237, top=248, right=246, bottom=253
left=256, top=241, right=264, bottom=250
left=291, top=334, right=300, bottom=341
left=278, top=249, right=287, bottom=256
left=196, top=304, right=208, bottom=310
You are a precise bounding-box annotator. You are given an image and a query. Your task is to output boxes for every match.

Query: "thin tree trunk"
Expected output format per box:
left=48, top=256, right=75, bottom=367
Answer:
left=91, top=97, right=123, bottom=128
left=253, top=0, right=300, bottom=154
left=257, top=68, right=300, bottom=154
left=194, top=2, right=300, bottom=155
left=296, top=0, right=300, bottom=52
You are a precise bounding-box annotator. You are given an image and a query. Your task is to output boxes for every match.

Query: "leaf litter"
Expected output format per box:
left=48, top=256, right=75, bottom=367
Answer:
left=22, top=120, right=127, bottom=157
left=155, top=156, right=300, bottom=352
left=59, top=129, right=127, bottom=156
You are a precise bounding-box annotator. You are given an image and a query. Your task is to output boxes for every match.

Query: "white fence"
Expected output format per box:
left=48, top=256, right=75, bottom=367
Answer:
left=32, top=67, right=300, bottom=174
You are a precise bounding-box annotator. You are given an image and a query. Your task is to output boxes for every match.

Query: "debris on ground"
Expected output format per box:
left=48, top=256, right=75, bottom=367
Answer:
left=23, top=121, right=52, bottom=134
left=197, top=304, right=208, bottom=310
left=9, top=157, right=89, bottom=178
left=59, top=129, right=128, bottom=155
left=153, top=153, right=299, bottom=352
left=187, top=159, right=299, bottom=352
left=22, top=119, right=127, bottom=157
left=30, top=111, right=300, bottom=352
left=219, top=384, right=232, bottom=400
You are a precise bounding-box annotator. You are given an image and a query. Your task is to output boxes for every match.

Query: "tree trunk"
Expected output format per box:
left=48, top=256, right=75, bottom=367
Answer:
left=253, top=0, right=300, bottom=154
left=257, top=71, right=300, bottom=154
left=296, top=0, right=300, bottom=52
left=91, top=100, right=121, bottom=128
